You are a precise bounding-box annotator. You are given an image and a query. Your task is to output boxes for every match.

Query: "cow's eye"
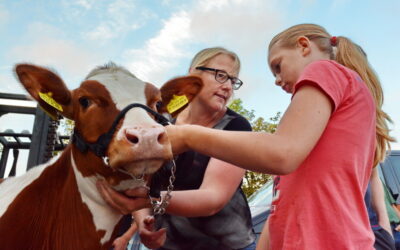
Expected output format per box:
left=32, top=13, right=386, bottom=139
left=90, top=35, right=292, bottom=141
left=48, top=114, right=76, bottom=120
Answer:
left=79, top=97, right=91, bottom=109
left=156, top=101, right=163, bottom=112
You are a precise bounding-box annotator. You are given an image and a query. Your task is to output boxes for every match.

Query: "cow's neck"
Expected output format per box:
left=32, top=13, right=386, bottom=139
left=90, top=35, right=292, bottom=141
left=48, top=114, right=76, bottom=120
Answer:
left=70, top=147, right=110, bottom=205
left=70, top=146, right=123, bottom=244
left=0, top=146, right=123, bottom=249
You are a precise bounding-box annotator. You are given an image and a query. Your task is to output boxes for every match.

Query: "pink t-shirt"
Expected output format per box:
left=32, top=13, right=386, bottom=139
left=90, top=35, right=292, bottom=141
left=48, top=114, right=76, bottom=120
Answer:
left=269, top=60, right=376, bottom=249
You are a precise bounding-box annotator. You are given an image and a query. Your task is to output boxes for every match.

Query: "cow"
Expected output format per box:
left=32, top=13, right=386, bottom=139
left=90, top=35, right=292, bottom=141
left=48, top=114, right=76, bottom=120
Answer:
left=0, top=63, right=202, bottom=249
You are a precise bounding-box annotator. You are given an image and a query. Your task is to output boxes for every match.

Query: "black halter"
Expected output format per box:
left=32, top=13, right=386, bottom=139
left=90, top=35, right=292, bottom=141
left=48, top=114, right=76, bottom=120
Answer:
left=72, top=103, right=170, bottom=158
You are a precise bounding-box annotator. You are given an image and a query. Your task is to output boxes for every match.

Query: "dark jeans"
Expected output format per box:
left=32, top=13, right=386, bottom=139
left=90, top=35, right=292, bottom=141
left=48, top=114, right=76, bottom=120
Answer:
left=374, top=227, right=396, bottom=250
left=391, top=223, right=400, bottom=250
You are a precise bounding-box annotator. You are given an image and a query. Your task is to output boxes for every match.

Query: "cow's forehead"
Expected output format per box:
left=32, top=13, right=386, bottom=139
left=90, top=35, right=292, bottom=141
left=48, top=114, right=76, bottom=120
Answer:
left=87, top=70, right=146, bottom=110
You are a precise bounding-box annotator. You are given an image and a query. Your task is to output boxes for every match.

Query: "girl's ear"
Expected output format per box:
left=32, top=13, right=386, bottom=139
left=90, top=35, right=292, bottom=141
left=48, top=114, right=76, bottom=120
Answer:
left=297, top=36, right=311, bottom=56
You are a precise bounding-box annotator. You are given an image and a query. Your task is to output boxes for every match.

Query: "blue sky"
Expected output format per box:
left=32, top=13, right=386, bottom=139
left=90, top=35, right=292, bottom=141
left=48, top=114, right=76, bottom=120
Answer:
left=0, top=0, right=399, bottom=174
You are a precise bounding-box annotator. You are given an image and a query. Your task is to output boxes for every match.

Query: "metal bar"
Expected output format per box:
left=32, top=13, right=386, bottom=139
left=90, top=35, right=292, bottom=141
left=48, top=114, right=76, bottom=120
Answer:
left=9, top=149, right=19, bottom=177
left=0, top=133, right=32, bottom=137
left=0, top=93, right=30, bottom=101
left=27, top=108, right=51, bottom=169
left=0, top=142, right=31, bottom=149
left=0, top=147, right=10, bottom=178
left=0, top=104, right=37, bottom=116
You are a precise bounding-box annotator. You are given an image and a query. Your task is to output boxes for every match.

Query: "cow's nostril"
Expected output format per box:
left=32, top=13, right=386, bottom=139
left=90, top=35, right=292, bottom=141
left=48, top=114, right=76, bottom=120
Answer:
left=126, top=133, right=139, bottom=144
left=157, top=131, right=167, bottom=144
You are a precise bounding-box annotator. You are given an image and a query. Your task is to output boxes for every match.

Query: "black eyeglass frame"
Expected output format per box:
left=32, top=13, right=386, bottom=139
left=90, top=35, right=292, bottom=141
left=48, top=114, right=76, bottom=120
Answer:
left=195, top=66, right=243, bottom=90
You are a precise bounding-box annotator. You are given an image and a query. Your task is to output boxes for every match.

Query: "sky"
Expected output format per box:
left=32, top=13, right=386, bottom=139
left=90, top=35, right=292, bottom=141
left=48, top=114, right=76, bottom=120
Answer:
left=0, top=0, right=399, bottom=174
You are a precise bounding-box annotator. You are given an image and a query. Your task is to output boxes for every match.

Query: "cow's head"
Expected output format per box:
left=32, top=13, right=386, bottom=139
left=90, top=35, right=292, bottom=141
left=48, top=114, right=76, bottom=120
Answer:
left=14, top=63, right=202, bottom=188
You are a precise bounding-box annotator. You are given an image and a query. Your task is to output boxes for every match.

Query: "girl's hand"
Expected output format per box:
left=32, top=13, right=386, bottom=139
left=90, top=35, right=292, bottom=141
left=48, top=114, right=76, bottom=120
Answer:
left=138, top=215, right=167, bottom=249
left=165, top=124, right=189, bottom=155
left=112, top=235, right=130, bottom=250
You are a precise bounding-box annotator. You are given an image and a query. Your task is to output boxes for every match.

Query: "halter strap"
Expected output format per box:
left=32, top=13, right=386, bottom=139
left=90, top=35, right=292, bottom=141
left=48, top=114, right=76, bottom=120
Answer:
left=72, top=103, right=170, bottom=157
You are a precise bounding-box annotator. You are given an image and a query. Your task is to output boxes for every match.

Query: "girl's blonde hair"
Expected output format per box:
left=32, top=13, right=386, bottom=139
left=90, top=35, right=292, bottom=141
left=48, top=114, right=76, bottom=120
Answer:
left=269, top=23, right=395, bottom=166
left=189, top=47, right=241, bottom=75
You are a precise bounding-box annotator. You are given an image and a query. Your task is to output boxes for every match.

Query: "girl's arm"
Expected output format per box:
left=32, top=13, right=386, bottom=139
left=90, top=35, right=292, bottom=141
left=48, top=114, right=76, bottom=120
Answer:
left=167, top=85, right=332, bottom=175
left=112, top=218, right=138, bottom=250
left=133, top=208, right=167, bottom=249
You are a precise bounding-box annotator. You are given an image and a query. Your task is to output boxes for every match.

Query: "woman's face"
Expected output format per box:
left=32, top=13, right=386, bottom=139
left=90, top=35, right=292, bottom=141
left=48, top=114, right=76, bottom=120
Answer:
left=192, top=54, right=238, bottom=112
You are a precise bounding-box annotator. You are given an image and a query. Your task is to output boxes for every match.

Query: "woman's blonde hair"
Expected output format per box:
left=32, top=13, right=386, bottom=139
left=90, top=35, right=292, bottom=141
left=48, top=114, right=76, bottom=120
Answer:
left=189, top=47, right=241, bottom=75
left=269, top=23, right=395, bottom=166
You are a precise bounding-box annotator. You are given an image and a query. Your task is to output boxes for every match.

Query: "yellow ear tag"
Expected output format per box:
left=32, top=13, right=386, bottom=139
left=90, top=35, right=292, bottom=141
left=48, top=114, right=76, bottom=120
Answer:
left=166, top=95, right=189, bottom=114
left=38, top=92, right=63, bottom=112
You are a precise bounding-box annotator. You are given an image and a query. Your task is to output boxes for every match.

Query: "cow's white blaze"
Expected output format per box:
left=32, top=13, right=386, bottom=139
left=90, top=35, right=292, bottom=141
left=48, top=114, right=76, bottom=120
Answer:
left=87, top=69, right=157, bottom=129
left=70, top=153, right=121, bottom=245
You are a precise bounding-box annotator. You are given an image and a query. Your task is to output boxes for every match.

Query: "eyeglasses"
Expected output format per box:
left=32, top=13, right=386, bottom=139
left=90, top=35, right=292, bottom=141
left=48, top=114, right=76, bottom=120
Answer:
left=195, top=66, right=243, bottom=90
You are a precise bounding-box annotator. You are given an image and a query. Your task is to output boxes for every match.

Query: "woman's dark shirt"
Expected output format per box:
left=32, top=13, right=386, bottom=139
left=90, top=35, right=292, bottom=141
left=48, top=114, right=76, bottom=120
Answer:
left=153, top=108, right=255, bottom=250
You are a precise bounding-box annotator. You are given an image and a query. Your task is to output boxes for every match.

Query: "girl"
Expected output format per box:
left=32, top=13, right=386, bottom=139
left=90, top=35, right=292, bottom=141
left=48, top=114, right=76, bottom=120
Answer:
left=165, top=24, right=395, bottom=249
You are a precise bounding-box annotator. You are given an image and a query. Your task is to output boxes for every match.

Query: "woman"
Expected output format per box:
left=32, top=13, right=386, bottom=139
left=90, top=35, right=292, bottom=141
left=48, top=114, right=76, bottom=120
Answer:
left=103, top=47, right=256, bottom=250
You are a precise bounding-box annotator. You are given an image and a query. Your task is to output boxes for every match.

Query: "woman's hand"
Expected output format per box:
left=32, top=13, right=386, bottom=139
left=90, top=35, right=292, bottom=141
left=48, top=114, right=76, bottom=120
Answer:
left=96, top=180, right=151, bottom=214
left=137, top=215, right=166, bottom=249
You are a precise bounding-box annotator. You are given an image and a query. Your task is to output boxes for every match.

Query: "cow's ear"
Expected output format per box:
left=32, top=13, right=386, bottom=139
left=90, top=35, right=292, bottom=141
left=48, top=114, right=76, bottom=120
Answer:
left=14, top=64, right=74, bottom=119
left=159, top=76, right=203, bottom=117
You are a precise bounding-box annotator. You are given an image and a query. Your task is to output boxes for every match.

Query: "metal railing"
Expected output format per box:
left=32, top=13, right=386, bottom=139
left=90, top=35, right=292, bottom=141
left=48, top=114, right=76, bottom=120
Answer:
left=0, top=92, right=70, bottom=178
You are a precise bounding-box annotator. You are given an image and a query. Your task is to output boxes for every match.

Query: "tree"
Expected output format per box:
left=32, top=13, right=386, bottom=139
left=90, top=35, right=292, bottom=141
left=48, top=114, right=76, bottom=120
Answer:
left=52, top=118, right=74, bottom=157
left=60, top=118, right=74, bottom=136
left=228, top=99, right=281, bottom=197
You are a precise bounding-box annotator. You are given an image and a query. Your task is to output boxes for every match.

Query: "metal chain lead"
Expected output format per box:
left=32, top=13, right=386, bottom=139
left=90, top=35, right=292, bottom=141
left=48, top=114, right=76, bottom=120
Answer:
left=151, top=159, right=177, bottom=215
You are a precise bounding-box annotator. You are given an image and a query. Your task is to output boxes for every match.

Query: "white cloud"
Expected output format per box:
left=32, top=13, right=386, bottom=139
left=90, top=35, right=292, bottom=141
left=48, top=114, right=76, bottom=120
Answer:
left=330, top=0, right=349, bottom=9
left=61, top=0, right=96, bottom=11
left=190, top=0, right=283, bottom=56
left=74, top=0, right=96, bottom=10
left=0, top=69, right=26, bottom=94
left=162, top=0, right=172, bottom=5
left=124, top=11, right=192, bottom=85
left=60, top=0, right=97, bottom=18
left=6, top=22, right=101, bottom=88
left=9, top=39, right=97, bottom=77
left=85, top=0, right=153, bottom=42
left=123, top=0, right=284, bottom=86
left=0, top=4, right=9, bottom=27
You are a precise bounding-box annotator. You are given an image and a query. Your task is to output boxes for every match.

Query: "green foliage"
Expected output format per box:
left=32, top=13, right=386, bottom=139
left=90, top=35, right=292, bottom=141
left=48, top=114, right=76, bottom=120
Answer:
left=228, top=98, right=281, bottom=197
left=228, top=99, right=255, bottom=122
left=53, top=118, right=74, bottom=156
left=60, top=118, right=74, bottom=136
